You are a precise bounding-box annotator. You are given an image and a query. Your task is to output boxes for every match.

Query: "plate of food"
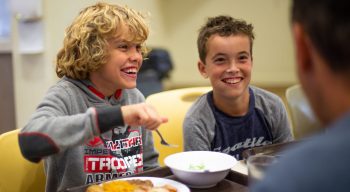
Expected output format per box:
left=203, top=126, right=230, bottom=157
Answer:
left=86, top=176, right=190, bottom=192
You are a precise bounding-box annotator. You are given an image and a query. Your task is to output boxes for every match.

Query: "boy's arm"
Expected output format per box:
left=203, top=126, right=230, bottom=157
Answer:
left=183, top=117, right=212, bottom=151
left=18, top=86, right=164, bottom=163
left=18, top=87, right=104, bottom=163
left=271, top=97, right=294, bottom=143
left=19, top=102, right=162, bottom=164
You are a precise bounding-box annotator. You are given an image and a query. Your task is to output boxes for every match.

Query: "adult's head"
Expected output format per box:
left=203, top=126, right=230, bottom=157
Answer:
left=56, top=2, right=149, bottom=80
left=291, top=0, right=350, bottom=125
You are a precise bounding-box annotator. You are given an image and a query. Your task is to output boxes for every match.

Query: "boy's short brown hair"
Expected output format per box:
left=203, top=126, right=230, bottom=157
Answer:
left=56, top=2, right=149, bottom=79
left=197, top=15, right=255, bottom=63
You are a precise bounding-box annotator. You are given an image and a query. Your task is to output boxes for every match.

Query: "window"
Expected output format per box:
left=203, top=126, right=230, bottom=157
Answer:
left=0, top=0, right=11, bottom=52
left=0, top=0, right=11, bottom=38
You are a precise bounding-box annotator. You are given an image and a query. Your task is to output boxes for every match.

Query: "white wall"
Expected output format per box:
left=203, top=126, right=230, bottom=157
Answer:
left=12, top=0, right=296, bottom=127
left=158, top=0, right=296, bottom=87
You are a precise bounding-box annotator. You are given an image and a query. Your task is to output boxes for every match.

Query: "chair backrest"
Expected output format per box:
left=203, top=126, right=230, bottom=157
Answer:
left=285, top=84, right=322, bottom=139
left=0, top=129, right=46, bottom=192
left=146, top=87, right=212, bottom=166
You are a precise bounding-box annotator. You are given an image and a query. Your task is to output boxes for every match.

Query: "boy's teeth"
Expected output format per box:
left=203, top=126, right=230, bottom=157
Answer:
left=224, top=78, right=241, bottom=84
left=123, top=68, right=137, bottom=74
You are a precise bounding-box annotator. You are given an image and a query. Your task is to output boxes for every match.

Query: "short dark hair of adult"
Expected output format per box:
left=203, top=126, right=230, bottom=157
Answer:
left=291, top=0, right=350, bottom=76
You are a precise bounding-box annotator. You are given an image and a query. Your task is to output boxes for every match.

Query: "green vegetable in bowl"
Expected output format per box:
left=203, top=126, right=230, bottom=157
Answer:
left=189, top=163, right=206, bottom=170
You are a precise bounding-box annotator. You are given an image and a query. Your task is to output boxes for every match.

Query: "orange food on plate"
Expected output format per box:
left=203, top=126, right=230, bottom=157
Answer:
left=86, top=179, right=177, bottom=192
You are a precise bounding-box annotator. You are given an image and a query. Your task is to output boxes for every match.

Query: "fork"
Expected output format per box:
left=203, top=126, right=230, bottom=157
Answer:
left=155, top=129, right=178, bottom=147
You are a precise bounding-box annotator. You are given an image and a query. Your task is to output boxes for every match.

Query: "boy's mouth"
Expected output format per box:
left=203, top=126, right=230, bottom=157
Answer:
left=121, top=67, right=138, bottom=75
left=222, top=77, right=243, bottom=84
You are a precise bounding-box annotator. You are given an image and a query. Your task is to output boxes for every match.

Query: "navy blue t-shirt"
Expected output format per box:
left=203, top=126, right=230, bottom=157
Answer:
left=208, top=88, right=273, bottom=160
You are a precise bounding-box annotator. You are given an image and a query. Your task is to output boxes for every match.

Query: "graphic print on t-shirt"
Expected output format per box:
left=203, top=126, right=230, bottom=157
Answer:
left=208, top=89, right=273, bottom=160
left=83, top=125, right=143, bottom=184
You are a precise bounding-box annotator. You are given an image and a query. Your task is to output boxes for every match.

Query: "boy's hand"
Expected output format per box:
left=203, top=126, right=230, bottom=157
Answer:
left=121, top=103, right=168, bottom=130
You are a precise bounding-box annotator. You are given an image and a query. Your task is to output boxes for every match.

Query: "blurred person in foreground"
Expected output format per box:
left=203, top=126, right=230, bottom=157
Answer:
left=251, top=0, right=350, bottom=191
left=183, top=15, right=293, bottom=160
left=18, top=2, right=167, bottom=191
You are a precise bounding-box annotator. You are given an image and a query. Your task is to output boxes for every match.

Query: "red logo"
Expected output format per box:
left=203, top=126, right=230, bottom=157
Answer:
left=86, top=137, right=103, bottom=147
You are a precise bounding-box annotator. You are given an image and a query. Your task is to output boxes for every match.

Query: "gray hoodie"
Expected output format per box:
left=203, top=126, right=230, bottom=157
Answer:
left=19, top=77, right=159, bottom=191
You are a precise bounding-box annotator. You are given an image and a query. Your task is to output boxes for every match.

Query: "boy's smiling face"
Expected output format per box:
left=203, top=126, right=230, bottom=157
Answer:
left=89, top=31, right=143, bottom=96
left=198, top=34, right=252, bottom=101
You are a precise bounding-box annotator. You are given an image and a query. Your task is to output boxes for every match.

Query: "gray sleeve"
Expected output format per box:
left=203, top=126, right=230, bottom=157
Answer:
left=183, top=95, right=216, bottom=151
left=253, top=86, right=294, bottom=143
left=141, top=128, right=159, bottom=170
left=270, top=97, right=294, bottom=143
left=183, top=116, right=212, bottom=151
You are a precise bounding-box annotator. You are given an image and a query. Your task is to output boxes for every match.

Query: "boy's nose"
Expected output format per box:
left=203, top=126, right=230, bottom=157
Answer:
left=128, top=48, right=142, bottom=62
left=226, top=62, right=239, bottom=73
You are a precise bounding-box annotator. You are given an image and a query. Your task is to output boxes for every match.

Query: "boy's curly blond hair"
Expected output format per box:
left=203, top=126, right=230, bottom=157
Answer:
left=56, top=2, right=149, bottom=79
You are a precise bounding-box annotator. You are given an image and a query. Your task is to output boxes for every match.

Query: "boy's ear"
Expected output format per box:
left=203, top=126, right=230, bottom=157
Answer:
left=197, top=60, right=208, bottom=78
left=292, top=23, right=313, bottom=73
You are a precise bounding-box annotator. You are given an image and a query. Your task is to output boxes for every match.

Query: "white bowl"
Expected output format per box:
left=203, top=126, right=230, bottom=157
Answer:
left=164, top=151, right=237, bottom=188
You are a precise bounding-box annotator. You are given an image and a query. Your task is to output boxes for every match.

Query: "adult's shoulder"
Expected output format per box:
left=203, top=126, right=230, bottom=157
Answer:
left=252, top=118, right=350, bottom=192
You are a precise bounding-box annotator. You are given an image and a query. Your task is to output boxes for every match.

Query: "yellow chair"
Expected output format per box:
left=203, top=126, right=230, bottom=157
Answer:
left=286, top=84, right=322, bottom=139
left=0, top=129, right=46, bottom=192
left=146, top=87, right=212, bottom=166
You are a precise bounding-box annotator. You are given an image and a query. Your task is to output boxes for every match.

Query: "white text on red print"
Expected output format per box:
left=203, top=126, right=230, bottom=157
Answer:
left=84, top=154, right=143, bottom=173
left=105, top=136, right=142, bottom=151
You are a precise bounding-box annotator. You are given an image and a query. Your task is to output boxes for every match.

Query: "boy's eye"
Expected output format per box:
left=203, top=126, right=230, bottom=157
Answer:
left=239, top=55, right=248, bottom=60
left=118, top=44, right=128, bottom=49
left=238, top=55, right=250, bottom=62
left=214, top=57, right=226, bottom=63
left=136, top=45, right=142, bottom=52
